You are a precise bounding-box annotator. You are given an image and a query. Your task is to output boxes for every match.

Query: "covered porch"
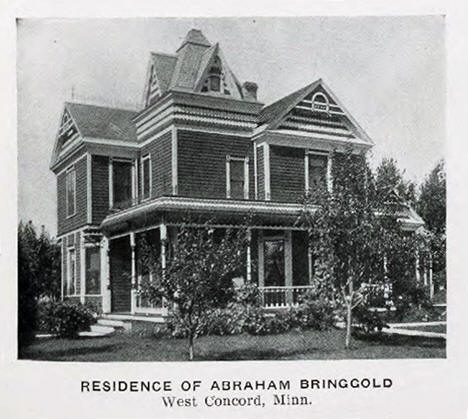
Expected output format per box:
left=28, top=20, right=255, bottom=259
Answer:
left=100, top=224, right=316, bottom=315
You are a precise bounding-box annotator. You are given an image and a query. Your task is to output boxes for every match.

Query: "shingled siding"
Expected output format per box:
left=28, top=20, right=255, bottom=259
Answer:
left=270, top=146, right=305, bottom=203
left=92, top=155, right=110, bottom=224
left=177, top=130, right=254, bottom=199
left=256, top=146, right=265, bottom=200
left=141, top=131, right=172, bottom=197
left=57, top=155, right=88, bottom=236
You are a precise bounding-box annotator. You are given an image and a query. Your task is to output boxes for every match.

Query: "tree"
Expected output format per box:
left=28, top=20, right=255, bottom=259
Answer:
left=298, top=149, right=384, bottom=348
left=18, top=221, right=61, bottom=353
left=417, top=160, right=446, bottom=289
left=375, top=157, right=417, bottom=206
left=138, top=222, right=248, bottom=360
left=417, top=160, right=445, bottom=235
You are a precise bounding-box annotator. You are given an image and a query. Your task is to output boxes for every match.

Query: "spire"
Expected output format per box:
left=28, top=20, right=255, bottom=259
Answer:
left=176, top=29, right=211, bottom=52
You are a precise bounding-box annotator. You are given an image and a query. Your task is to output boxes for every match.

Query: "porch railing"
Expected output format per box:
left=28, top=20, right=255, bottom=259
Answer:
left=258, top=286, right=314, bottom=308
left=135, top=290, right=166, bottom=314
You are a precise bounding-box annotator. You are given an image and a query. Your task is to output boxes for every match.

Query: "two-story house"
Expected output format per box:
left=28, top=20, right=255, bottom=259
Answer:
left=50, top=29, right=424, bottom=316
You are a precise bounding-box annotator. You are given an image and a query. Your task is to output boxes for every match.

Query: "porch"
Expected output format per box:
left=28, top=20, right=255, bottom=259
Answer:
left=100, top=223, right=317, bottom=315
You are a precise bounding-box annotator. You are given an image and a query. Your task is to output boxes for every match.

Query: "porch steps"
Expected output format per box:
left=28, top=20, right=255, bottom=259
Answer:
left=96, top=318, right=132, bottom=331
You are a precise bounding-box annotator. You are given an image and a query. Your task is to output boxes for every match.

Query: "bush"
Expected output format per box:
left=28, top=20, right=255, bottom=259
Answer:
left=393, top=283, right=434, bottom=322
left=291, top=286, right=343, bottom=331
left=38, top=301, right=95, bottom=339
left=353, top=305, right=388, bottom=335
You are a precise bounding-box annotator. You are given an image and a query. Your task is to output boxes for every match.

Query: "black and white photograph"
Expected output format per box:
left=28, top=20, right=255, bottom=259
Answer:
left=16, top=16, right=446, bottom=362
left=2, top=2, right=468, bottom=418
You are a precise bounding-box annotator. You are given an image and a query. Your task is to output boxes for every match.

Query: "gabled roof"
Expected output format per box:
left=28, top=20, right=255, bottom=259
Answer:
left=258, top=79, right=374, bottom=145
left=259, top=80, right=321, bottom=126
left=150, top=53, right=177, bottom=93
left=65, top=102, right=138, bottom=142
left=142, top=29, right=251, bottom=103
left=176, top=29, right=211, bottom=52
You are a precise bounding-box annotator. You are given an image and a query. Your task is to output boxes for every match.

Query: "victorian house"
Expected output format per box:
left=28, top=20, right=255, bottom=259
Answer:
left=50, top=29, right=424, bottom=316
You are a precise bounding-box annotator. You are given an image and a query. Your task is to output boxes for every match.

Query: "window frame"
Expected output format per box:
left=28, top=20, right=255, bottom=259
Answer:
left=66, top=246, right=77, bottom=296
left=304, top=150, right=331, bottom=193
left=65, top=165, right=76, bottom=218
left=226, top=155, right=249, bottom=200
left=84, top=244, right=101, bottom=296
left=109, top=157, right=135, bottom=209
left=140, top=154, right=152, bottom=202
left=311, top=92, right=330, bottom=113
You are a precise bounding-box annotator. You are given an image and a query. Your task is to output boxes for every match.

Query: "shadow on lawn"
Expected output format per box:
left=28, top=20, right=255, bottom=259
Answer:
left=21, top=343, right=118, bottom=360
left=355, top=332, right=446, bottom=348
left=198, top=346, right=319, bottom=361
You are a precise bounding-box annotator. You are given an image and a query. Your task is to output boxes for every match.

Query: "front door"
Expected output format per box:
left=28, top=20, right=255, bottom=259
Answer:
left=109, top=236, right=132, bottom=313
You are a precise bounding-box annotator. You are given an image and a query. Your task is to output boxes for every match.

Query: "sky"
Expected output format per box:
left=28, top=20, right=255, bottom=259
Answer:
left=17, top=16, right=445, bottom=236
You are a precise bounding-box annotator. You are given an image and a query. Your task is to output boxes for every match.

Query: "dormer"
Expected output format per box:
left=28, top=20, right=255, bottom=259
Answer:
left=141, top=29, right=259, bottom=109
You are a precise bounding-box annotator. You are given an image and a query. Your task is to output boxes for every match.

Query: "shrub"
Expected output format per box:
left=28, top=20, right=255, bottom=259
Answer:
left=38, top=301, right=95, bottom=339
left=353, top=305, right=388, bottom=335
left=291, top=287, right=342, bottom=331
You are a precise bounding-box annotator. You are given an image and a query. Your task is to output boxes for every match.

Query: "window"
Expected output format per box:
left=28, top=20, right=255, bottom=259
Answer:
left=264, top=238, right=285, bottom=287
left=112, top=160, right=133, bottom=208
left=65, top=167, right=76, bottom=217
left=312, top=92, right=330, bottom=113
left=306, top=152, right=329, bottom=192
left=226, top=156, right=248, bottom=199
left=67, top=248, right=76, bottom=295
left=141, top=155, right=151, bottom=200
left=85, top=246, right=101, bottom=295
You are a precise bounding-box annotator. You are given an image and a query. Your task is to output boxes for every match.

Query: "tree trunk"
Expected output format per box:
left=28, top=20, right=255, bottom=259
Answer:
left=345, top=279, right=353, bottom=349
left=188, top=334, right=194, bottom=361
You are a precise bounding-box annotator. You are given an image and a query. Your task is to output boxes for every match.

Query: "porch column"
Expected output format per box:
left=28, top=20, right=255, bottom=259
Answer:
left=130, top=232, right=137, bottom=314
left=429, top=253, right=434, bottom=300
left=100, top=237, right=111, bottom=313
left=258, top=231, right=264, bottom=306
left=415, top=250, right=420, bottom=283
left=285, top=230, right=293, bottom=305
left=80, top=234, right=85, bottom=304
left=160, top=223, right=167, bottom=270
left=246, top=228, right=252, bottom=283
left=383, top=253, right=388, bottom=280
left=307, top=238, right=313, bottom=285
left=160, top=223, right=168, bottom=314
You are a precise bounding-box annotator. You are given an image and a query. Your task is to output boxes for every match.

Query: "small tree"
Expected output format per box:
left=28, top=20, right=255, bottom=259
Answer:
left=138, top=222, right=248, bottom=360
left=298, top=149, right=384, bottom=348
left=18, top=221, right=61, bottom=353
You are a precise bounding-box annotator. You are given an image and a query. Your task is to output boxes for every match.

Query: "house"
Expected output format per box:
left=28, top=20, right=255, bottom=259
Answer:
left=50, top=29, right=424, bottom=316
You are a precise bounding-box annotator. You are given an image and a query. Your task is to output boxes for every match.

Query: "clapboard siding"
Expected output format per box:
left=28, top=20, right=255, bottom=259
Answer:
left=270, top=146, right=305, bottom=203
left=177, top=130, right=254, bottom=199
left=92, top=155, right=110, bottom=224
left=141, top=132, right=172, bottom=197
left=57, top=155, right=88, bottom=236
left=256, top=146, right=265, bottom=200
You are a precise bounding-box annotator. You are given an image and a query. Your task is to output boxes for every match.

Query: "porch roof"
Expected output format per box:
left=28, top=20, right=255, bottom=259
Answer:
left=100, top=196, right=310, bottom=235
left=100, top=196, right=424, bottom=237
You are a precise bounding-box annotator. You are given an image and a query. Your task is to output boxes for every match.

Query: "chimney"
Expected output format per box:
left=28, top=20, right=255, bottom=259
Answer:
left=242, top=82, right=258, bottom=101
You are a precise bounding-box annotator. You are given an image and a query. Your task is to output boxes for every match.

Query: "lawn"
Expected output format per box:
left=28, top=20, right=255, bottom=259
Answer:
left=20, top=329, right=445, bottom=362
left=399, top=324, right=446, bottom=334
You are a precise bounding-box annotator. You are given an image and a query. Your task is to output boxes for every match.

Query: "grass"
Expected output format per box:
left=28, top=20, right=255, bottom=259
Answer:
left=399, top=324, right=446, bottom=334
left=20, top=328, right=445, bottom=362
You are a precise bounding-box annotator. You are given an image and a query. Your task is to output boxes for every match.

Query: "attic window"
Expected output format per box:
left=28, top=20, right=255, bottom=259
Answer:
left=312, top=92, right=330, bottom=113
left=201, top=56, right=230, bottom=95
left=58, top=111, right=78, bottom=145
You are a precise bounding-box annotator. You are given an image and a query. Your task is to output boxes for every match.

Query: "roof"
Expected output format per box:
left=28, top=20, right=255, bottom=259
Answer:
left=145, top=29, right=247, bottom=99
left=258, top=80, right=321, bottom=126
left=176, top=29, right=211, bottom=52
left=150, top=53, right=177, bottom=93
left=65, top=102, right=138, bottom=142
